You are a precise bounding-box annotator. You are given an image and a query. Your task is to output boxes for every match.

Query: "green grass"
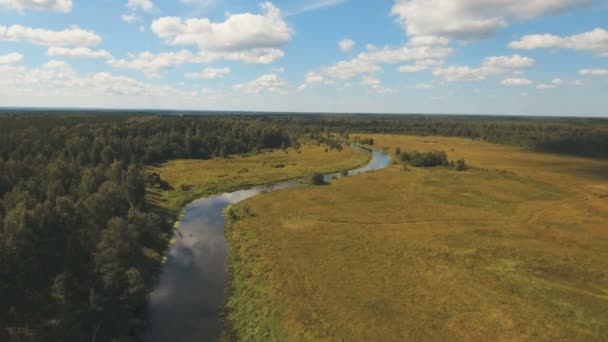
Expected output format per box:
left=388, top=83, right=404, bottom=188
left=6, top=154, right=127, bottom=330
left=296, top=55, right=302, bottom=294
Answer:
left=145, top=143, right=371, bottom=215
left=225, top=135, right=608, bottom=341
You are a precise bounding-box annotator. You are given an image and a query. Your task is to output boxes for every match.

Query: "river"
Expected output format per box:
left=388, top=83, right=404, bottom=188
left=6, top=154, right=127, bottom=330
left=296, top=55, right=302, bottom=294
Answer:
left=144, top=147, right=391, bottom=342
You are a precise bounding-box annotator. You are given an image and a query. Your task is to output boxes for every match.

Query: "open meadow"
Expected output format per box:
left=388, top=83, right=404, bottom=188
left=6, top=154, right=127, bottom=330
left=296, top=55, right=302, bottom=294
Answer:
left=225, top=135, right=608, bottom=341
left=146, top=143, right=370, bottom=214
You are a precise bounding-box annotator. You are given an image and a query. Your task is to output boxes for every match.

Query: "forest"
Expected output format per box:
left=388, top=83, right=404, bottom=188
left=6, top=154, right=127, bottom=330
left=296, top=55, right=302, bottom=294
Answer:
left=0, top=111, right=607, bottom=341
left=0, top=114, right=294, bottom=341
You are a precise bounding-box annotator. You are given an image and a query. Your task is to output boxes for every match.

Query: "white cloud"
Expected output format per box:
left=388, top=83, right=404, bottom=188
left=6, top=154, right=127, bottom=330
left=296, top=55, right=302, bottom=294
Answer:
left=391, top=0, right=594, bottom=40
left=434, top=54, right=535, bottom=81
left=284, top=0, right=346, bottom=16
left=321, top=40, right=453, bottom=80
left=398, top=59, right=443, bottom=73
left=0, top=60, right=192, bottom=98
left=0, top=0, right=72, bottom=12
left=358, top=44, right=453, bottom=64
left=0, top=52, right=23, bottom=64
left=339, top=39, right=356, bottom=52
left=109, top=48, right=283, bottom=77
left=185, top=67, right=230, bottom=79
left=509, top=28, right=608, bottom=56
left=122, top=14, right=140, bottom=24
left=482, top=54, right=535, bottom=69
left=398, top=64, right=427, bottom=73
left=0, top=24, right=102, bottom=47
left=360, top=75, right=396, bottom=94
left=234, top=73, right=285, bottom=94
left=501, top=78, right=533, bottom=86
left=151, top=2, right=292, bottom=52
left=580, top=68, right=608, bottom=76
left=536, top=83, right=556, bottom=89
left=536, top=78, right=564, bottom=89
left=127, top=0, right=154, bottom=12
left=48, top=47, right=112, bottom=59
left=322, top=58, right=381, bottom=79
left=297, top=71, right=328, bottom=90
left=433, top=66, right=487, bottom=81
left=109, top=50, right=201, bottom=78
left=415, top=83, right=434, bottom=90
left=408, top=35, right=450, bottom=46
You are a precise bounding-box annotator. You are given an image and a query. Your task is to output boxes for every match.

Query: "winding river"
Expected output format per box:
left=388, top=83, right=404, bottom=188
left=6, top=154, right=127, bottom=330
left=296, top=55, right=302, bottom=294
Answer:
left=144, top=147, right=391, bottom=342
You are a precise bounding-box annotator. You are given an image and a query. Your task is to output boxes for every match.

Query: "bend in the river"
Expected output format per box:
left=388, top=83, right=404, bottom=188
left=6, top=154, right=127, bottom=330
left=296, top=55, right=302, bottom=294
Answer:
left=143, top=146, right=391, bottom=342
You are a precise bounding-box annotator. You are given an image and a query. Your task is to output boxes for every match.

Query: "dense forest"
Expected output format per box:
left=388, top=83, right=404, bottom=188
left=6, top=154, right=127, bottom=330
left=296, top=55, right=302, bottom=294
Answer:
left=0, top=114, right=294, bottom=341
left=1, top=111, right=607, bottom=341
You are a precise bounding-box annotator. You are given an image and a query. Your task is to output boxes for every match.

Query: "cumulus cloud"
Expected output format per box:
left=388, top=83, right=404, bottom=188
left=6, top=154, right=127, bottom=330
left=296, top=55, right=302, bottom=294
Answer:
left=122, top=14, right=140, bottom=24
left=297, top=71, right=326, bottom=91
left=509, top=28, right=608, bottom=57
left=0, top=24, right=102, bottom=47
left=536, top=78, right=563, bottom=89
left=391, top=0, right=594, bottom=39
left=185, top=67, right=230, bottom=79
left=322, top=58, right=381, bottom=79
left=398, top=59, right=443, bottom=73
left=48, top=47, right=112, bottom=59
left=151, top=2, right=292, bottom=52
left=321, top=40, right=453, bottom=80
left=360, top=75, right=396, bottom=94
left=0, top=60, right=191, bottom=98
left=0, top=0, right=72, bottom=12
left=108, top=48, right=283, bottom=77
left=580, top=68, right=608, bottom=76
left=339, top=39, right=356, bottom=52
left=233, top=73, right=285, bottom=94
left=127, top=0, right=154, bottom=12
left=433, top=54, right=535, bottom=81
left=0, top=52, right=23, bottom=64
left=501, top=78, right=533, bottom=86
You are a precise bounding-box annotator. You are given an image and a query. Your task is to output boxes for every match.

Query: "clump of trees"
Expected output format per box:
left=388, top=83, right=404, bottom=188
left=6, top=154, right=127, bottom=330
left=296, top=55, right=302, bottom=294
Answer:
left=399, top=150, right=448, bottom=167
left=398, top=150, right=468, bottom=171
left=353, top=137, right=374, bottom=146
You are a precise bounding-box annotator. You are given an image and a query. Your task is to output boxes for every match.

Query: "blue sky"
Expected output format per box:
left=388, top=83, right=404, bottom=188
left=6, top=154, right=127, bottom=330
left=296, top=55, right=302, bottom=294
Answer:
left=0, top=0, right=607, bottom=116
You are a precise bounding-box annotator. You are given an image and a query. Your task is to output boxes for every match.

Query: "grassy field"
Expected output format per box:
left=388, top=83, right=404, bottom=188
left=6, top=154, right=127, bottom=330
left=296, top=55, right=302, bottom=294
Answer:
left=225, top=135, right=608, bottom=341
left=146, top=144, right=370, bottom=213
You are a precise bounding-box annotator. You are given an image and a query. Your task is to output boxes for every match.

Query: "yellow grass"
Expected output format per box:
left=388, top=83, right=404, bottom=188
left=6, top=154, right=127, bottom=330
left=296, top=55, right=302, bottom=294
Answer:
left=145, top=144, right=370, bottom=214
left=225, top=135, right=608, bottom=341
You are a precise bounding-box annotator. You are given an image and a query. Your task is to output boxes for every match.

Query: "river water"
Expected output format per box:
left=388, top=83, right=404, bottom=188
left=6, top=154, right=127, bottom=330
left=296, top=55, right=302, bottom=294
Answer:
left=144, top=147, right=391, bottom=342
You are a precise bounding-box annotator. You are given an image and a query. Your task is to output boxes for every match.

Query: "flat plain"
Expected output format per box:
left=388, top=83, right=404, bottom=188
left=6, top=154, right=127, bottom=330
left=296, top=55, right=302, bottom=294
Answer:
left=146, top=143, right=370, bottom=213
left=225, top=134, right=608, bottom=341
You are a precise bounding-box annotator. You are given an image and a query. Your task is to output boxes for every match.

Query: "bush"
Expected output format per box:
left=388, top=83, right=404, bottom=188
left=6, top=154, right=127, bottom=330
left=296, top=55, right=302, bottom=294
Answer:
left=311, top=173, right=326, bottom=185
left=180, top=184, right=193, bottom=191
left=341, top=169, right=349, bottom=177
left=455, top=159, right=467, bottom=171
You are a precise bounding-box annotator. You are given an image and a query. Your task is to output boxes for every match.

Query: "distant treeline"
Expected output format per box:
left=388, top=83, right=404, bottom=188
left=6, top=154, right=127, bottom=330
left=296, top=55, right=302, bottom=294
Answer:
left=0, top=114, right=294, bottom=341
left=277, top=115, right=608, bottom=157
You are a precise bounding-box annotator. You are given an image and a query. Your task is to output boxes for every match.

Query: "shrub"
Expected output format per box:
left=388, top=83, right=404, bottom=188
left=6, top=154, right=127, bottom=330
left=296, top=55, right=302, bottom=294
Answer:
left=311, top=173, right=326, bottom=185
left=455, top=159, right=467, bottom=171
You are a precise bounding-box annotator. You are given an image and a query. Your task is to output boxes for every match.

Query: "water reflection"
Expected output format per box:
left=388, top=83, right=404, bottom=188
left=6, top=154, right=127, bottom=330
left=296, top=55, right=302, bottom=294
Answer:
left=144, top=147, right=390, bottom=342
